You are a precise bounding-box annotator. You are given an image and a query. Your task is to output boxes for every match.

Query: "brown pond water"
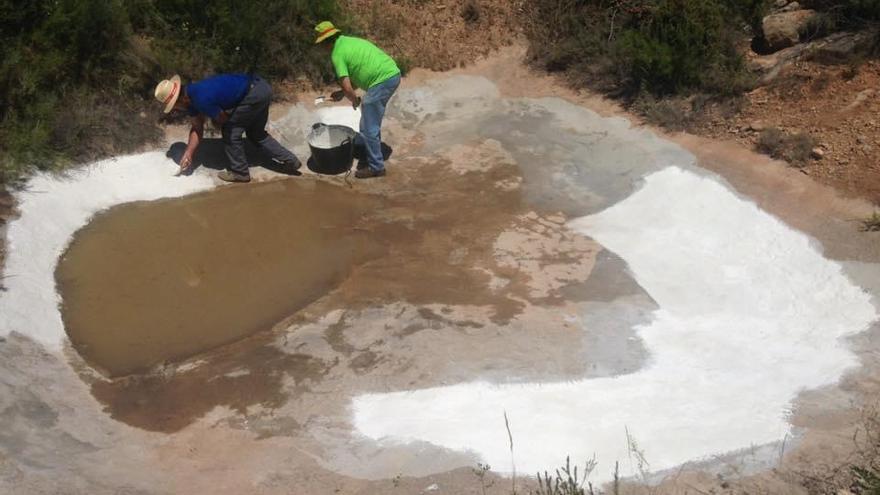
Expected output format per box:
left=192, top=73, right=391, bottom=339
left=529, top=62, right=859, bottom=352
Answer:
left=56, top=179, right=383, bottom=377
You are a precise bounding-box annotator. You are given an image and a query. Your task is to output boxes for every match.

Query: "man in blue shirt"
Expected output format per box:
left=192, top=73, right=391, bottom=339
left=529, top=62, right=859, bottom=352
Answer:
left=155, top=74, right=300, bottom=182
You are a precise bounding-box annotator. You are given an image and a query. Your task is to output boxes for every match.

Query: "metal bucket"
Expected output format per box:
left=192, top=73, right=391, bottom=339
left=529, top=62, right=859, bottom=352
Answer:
left=306, top=124, right=357, bottom=175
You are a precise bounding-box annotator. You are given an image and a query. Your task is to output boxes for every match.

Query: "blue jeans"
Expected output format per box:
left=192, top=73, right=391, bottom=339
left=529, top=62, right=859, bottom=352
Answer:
left=356, top=74, right=400, bottom=172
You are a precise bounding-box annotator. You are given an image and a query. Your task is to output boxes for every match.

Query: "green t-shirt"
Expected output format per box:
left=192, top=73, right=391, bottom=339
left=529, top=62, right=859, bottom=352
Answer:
left=331, top=35, right=400, bottom=90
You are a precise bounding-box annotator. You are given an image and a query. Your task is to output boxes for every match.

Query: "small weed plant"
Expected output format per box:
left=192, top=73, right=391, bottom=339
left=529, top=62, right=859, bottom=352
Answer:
left=861, top=212, right=880, bottom=232
left=757, top=127, right=817, bottom=166
left=534, top=456, right=600, bottom=495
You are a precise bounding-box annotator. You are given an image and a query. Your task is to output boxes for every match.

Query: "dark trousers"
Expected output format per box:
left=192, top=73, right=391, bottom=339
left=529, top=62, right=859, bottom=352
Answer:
left=221, top=77, right=298, bottom=176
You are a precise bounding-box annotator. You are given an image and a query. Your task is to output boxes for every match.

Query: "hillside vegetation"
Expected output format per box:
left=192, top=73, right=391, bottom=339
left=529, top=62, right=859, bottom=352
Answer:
left=524, top=0, right=880, bottom=98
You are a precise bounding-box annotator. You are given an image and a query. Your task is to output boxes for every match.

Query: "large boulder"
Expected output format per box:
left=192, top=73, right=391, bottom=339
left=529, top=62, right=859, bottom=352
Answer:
left=762, top=9, right=818, bottom=52
left=810, top=28, right=880, bottom=64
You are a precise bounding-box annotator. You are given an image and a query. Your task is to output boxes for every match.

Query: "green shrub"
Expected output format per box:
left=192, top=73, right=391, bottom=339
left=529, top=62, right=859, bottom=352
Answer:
left=862, top=212, right=880, bottom=232
left=525, top=0, right=762, bottom=98
left=619, top=0, right=745, bottom=95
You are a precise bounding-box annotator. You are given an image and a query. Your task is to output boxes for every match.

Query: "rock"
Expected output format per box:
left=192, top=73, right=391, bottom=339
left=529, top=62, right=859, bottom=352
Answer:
left=774, top=0, right=788, bottom=7
left=750, top=121, right=767, bottom=132
left=424, top=484, right=440, bottom=492
left=844, top=89, right=875, bottom=112
left=811, top=29, right=879, bottom=64
left=811, top=147, right=825, bottom=159
left=762, top=10, right=818, bottom=53
left=780, top=2, right=801, bottom=12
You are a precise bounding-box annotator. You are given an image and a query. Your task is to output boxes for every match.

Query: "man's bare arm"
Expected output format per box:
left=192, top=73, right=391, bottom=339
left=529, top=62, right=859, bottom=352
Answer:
left=339, top=77, right=360, bottom=109
left=180, top=115, right=205, bottom=171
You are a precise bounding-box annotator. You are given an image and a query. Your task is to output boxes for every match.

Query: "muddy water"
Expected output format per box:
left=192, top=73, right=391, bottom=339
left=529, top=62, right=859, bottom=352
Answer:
left=56, top=179, right=383, bottom=377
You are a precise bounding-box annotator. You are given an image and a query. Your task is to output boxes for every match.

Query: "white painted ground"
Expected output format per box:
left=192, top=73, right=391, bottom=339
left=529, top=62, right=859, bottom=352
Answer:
left=314, top=105, right=361, bottom=132
left=352, top=167, right=878, bottom=482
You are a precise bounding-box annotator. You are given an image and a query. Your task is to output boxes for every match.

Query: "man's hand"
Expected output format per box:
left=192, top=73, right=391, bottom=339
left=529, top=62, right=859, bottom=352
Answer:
left=180, top=152, right=194, bottom=172
left=177, top=115, right=205, bottom=175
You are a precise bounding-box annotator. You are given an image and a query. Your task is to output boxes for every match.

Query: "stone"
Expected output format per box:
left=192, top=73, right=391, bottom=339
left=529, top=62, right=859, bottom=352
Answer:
left=811, top=147, right=825, bottom=159
left=780, top=2, right=801, bottom=12
left=750, top=121, right=766, bottom=132
left=774, top=0, right=788, bottom=7
left=762, top=10, right=818, bottom=53
left=845, top=89, right=875, bottom=112
left=424, top=484, right=440, bottom=492
left=812, top=29, right=879, bottom=64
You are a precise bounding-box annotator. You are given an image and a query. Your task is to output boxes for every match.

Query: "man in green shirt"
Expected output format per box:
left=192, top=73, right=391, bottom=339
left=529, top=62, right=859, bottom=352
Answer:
left=316, top=21, right=401, bottom=179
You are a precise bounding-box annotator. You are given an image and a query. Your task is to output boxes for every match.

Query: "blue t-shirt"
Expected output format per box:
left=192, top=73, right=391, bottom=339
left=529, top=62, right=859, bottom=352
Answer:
left=186, top=74, right=251, bottom=120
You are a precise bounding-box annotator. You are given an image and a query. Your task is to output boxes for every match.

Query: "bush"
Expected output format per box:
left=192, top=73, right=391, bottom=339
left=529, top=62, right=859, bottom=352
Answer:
left=525, top=0, right=764, bottom=98
left=757, top=127, right=817, bottom=165
left=632, top=94, right=692, bottom=131
left=618, top=0, right=748, bottom=95
left=862, top=212, right=880, bottom=232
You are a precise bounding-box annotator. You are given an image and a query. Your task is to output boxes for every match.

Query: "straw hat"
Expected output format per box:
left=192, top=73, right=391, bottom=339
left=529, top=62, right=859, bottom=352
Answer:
left=154, top=75, right=182, bottom=114
left=314, top=21, right=341, bottom=44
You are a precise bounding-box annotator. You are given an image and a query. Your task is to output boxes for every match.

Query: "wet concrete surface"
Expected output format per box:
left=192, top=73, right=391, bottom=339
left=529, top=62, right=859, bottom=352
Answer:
left=77, top=150, right=603, bottom=434
left=1, top=47, right=879, bottom=494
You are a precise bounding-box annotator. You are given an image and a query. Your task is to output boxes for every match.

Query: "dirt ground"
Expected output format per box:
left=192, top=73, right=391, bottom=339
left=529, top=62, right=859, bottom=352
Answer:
left=696, top=58, right=880, bottom=207
left=343, top=0, right=524, bottom=72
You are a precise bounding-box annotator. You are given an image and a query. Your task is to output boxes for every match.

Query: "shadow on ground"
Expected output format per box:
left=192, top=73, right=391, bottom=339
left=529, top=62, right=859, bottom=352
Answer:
left=166, top=140, right=301, bottom=176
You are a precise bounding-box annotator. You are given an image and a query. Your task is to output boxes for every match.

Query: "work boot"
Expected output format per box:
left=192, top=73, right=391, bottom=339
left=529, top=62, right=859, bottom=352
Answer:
left=280, top=158, right=302, bottom=173
left=218, top=170, right=251, bottom=183
left=355, top=167, right=386, bottom=179
left=356, top=159, right=368, bottom=171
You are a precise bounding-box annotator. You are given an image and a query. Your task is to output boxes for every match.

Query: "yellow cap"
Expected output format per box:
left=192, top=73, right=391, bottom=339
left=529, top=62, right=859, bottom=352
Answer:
left=315, top=21, right=341, bottom=44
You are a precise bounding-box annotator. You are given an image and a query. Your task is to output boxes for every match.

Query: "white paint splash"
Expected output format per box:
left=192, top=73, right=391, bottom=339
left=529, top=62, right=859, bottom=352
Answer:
left=0, top=154, right=216, bottom=347
left=315, top=105, right=361, bottom=133
left=352, top=167, right=877, bottom=481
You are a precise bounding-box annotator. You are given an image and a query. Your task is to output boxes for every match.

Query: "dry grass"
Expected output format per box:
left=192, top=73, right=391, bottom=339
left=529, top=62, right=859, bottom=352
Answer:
left=862, top=212, right=880, bottom=232
left=757, top=127, right=817, bottom=166
left=633, top=95, right=692, bottom=132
